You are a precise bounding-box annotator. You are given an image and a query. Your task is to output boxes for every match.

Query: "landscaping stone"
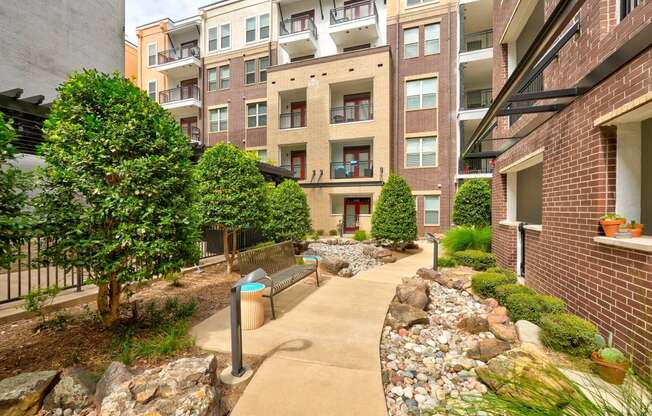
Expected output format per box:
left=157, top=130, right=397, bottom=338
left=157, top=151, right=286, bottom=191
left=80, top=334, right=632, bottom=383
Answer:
left=416, top=267, right=440, bottom=281
left=319, top=256, right=349, bottom=274
left=43, top=368, right=97, bottom=411
left=381, top=255, right=398, bottom=263
left=515, top=320, right=543, bottom=347
left=374, top=248, right=393, bottom=259
left=309, top=242, right=383, bottom=275
left=387, top=302, right=429, bottom=329
left=94, top=362, right=133, bottom=408
left=395, top=279, right=430, bottom=310
left=0, top=370, right=60, bottom=416
left=338, top=268, right=354, bottom=278
left=487, top=308, right=517, bottom=342
left=457, top=316, right=490, bottom=334
left=466, top=339, right=511, bottom=362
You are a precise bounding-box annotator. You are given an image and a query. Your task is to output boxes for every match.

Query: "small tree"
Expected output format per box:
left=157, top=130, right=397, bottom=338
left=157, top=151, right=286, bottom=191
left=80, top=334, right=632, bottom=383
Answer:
left=0, top=113, right=31, bottom=267
left=35, top=70, right=200, bottom=327
left=264, top=179, right=311, bottom=243
left=371, top=174, right=417, bottom=246
left=195, top=143, right=267, bottom=273
left=453, top=179, right=491, bottom=227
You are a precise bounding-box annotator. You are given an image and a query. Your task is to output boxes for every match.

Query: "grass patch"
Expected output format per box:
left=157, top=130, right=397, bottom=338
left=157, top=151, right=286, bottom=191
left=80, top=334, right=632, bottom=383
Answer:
left=442, top=226, right=491, bottom=255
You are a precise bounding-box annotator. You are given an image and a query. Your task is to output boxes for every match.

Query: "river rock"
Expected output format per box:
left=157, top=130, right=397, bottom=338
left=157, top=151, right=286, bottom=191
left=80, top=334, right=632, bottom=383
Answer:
left=43, top=368, right=97, bottom=411
left=320, top=256, right=349, bottom=274
left=396, top=279, right=430, bottom=310
left=466, top=339, right=512, bottom=362
left=387, top=302, right=429, bottom=329
left=0, top=370, right=60, bottom=416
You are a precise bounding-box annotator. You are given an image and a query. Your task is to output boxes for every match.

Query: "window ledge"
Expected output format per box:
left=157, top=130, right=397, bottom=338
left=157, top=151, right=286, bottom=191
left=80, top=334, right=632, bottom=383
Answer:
left=593, top=236, right=652, bottom=252
left=523, top=224, right=542, bottom=232
left=499, top=220, right=521, bottom=227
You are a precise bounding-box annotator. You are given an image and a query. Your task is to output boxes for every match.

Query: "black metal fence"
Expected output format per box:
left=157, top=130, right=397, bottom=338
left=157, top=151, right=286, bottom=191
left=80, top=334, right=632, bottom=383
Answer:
left=198, top=226, right=264, bottom=259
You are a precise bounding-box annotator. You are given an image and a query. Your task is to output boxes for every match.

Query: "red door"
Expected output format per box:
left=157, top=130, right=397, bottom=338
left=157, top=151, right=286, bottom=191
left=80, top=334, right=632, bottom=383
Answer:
left=343, top=146, right=370, bottom=177
left=290, top=101, right=306, bottom=128
left=180, top=78, right=198, bottom=99
left=291, top=150, right=306, bottom=179
left=343, top=93, right=371, bottom=122
left=291, top=10, right=315, bottom=33
left=180, top=117, right=198, bottom=139
left=343, top=198, right=371, bottom=232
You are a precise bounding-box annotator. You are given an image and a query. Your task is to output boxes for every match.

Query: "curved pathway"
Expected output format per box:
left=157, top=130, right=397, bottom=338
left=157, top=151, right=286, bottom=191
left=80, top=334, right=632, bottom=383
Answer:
left=191, top=243, right=434, bottom=416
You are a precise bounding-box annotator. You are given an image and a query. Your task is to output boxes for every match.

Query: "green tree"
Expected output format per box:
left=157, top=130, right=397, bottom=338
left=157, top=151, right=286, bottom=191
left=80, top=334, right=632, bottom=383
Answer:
left=453, top=178, right=491, bottom=227
left=371, top=174, right=417, bottom=246
left=264, top=179, right=311, bottom=242
left=195, top=143, right=267, bottom=273
left=0, top=113, right=31, bottom=267
left=35, top=70, right=200, bottom=327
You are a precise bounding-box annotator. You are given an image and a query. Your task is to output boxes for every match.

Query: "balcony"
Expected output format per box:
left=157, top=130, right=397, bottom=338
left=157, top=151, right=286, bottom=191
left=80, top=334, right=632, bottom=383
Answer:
left=156, top=46, right=201, bottom=78
left=280, top=112, right=306, bottom=129
left=461, top=29, right=493, bottom=52
left=330, top=103, right=373, bottom=124
left=279, top=144, right=307, bottom=180
left=330, top=79, right=373, bottom=125
left=279, top=16, right=318, bottom=59
left=159, top=85, right=201, bottom=117
left=278, top=89, right=307, bottom=130
left=461, top=88, right=492, bottom=110
left=330, top=140, right=373, bottom=179
left=459, top=158, right=494, bottom=176
left=331, top=160, right=373, bottom=179
left=187, top=126, right=201, bottom=144
left=329, top=1, right=379, bottom=48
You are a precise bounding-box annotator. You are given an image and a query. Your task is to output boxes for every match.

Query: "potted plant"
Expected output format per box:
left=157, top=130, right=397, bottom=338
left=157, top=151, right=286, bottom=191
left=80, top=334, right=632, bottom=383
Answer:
left=599, top=214, right=625, bottom=237
left=591, top=333, right=629, bottom=385
left=627, top=220, right=644, bottom=237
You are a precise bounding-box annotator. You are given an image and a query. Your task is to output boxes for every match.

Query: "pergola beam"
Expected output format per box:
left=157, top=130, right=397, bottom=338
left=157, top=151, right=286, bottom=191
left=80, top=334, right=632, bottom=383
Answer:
left=497, top=104, right=565, bottom=116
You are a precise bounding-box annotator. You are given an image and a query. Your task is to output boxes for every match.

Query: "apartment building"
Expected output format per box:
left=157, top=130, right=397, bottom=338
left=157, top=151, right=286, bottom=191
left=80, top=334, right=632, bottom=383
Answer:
left=463, top=0, right=651, bottom=369
left=125, top=40, right=138, bottom=82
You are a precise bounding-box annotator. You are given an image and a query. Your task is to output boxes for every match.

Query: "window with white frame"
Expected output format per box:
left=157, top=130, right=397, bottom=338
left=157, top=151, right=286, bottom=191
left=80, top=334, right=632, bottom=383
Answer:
left=209, top=107, right=228, bottom=132
left=147, top=43, right=157, bottom=66
left=424, top=195, right=440, bottom=225
left=245, top=60, right=256, bottom=84
left=219, top=65, right=230, bottom=89
left=257, top=149, right=268, bottom=161
left=504, top=153, right=543, bottom=225
left=220, top=24, right=231, bottom=49
left=406, top=0, right=435, bottom=6
left=207, top=68, right=217, bottom=92
left=208, top=27, right=218, bottom=52
left=147, top=80, right=157, bottom=101
left=259, top=57, right=269, bottom=82
left=404, top=28, right=419, bottom=58
left=246, top=17, right=257, bottom=43
left=259, top=14, right=270, bottom=39
left=406, top=137, right=437, bottom=167
left=425, top=23, right=440, bottom=54
left=406, top=78, right=437, bottom=110
left=247, top=102, right=267, bottom=128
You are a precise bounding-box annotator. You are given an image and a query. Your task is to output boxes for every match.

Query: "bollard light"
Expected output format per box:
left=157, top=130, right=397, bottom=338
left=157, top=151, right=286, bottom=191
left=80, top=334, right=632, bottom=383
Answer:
left=425, top=233, right=439, bottom=271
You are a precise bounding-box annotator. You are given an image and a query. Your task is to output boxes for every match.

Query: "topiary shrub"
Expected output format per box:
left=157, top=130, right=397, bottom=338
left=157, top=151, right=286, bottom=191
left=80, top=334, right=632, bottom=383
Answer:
left=353, top=230, right=367, bottom=242
left=441, top=226, right=491, bottom=255
left=453, top=249, right=497, bottom=271
left=538, top=295, right=566, bottom=315
left=437, top=257, right=458, bottom=268
left=263, top=179, right=312, bottom=243
left=504, top=293, right=567, bottom=325
left=540, top=313, right=598, bottom=357
left=471, top=272, right=517, bottom=298
left=452, top=179, right=491, bottom=227
left=371, top=174, right=417, bottom=247
left=494, top=283, right=536, bottom=305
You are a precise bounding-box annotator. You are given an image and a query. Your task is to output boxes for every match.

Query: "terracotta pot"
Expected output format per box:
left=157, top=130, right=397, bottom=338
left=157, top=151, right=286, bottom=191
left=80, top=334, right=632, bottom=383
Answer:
left=600, top=218, right=625, bottom=237
left=591, top=351, right=628, bottom=385
left=627, top=224, right=644, bottom=237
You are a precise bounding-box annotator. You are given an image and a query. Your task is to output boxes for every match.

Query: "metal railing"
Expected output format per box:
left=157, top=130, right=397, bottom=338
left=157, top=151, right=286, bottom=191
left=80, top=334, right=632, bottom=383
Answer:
left=461, top=29, right=493, bottom=52
left=279, top=164, right=305, bottom=179
left=186, top=126, right=201, bottom=143
left=159, top=85, right=200, bottom=104
left=342, top=214, right=360, bottom=233
left=330, top=103, right=373, bottom=124
left=279, top=112, right=306, bottom=129
left=331, top=160, right=373, bottom=179
left=461, top=89, right=493, bottom=110
left=279, top=16, right=318, bottom=39
left=158, top=46, right=200, bottom=65
left=459, top=158, right=494, bottom=175
left=330, top=1, right=378, bottom=25
left=199, top=226, right=264, bottom=259
left=509, top=72, right=544, bottom=125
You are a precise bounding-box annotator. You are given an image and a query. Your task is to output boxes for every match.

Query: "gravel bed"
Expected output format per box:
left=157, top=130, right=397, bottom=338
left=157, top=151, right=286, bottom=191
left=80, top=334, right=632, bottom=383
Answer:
left=307, top=242, right=382, bottom=276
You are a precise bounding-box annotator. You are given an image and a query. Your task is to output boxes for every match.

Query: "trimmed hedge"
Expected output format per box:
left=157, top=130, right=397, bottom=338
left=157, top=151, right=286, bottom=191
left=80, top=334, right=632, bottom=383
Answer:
left=452, top=179, right=491, bottom=227
left=503, top=293, right=566, bottom=325
left=494, top=284, right=536, bottom=305
left=437, top=257, right=458, bottom=268
left=486, top=267, right=517, bottom=280
left=453, top=250, right=497, bottom=271
left=353, top=230, right=367, bottom=242
left=471, top=272, right=517, bottom=298
left=540, top=313, right=598, bottom=357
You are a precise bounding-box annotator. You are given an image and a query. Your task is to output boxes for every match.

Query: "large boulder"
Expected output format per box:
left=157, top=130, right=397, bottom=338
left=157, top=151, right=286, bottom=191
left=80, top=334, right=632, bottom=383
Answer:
left=395, top=279, right=430, bottom=310
left=43, top=367, right=97, bottom=411
left=361, top=244, right=377, bottom=257
left=416, top=267, right=441, bottom=281
left=515, top=320, right=543, bottom=347
left=94, top=362, right=133, bottom=408
left=487, top=307, right=517, bottom=342
left=374, top=248, right=393, bottom=259
left=466, top=339, right=511, bottom=362
left=457, top=316, right=490, bottom=334
left=98, top=355, right=219, bottom=416
left=0, top=370, right=59, bottom=416
left=320, top=256, right=349, bottom=274
left=387, top=302, right=430, bottom=329
left=380, top=255, right=397, bottom=264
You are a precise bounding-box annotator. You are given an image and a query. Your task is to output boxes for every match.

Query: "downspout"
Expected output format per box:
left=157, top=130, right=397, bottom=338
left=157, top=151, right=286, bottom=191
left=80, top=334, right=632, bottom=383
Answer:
left=447, top=3, right=454, bottom=228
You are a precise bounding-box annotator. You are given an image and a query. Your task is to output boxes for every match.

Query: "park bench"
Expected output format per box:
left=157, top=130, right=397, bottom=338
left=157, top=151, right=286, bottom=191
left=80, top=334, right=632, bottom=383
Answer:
left=238, top=241, right=319, bottom=319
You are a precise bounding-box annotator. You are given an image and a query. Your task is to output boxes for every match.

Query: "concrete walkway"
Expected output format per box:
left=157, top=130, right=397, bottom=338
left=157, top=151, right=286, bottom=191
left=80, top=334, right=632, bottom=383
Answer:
left=191, top=243, right=434, bottom=416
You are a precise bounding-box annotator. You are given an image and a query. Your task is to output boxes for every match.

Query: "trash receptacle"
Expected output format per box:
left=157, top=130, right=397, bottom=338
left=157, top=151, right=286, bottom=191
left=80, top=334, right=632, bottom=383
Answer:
left=240, top=282, right=266, bottom=330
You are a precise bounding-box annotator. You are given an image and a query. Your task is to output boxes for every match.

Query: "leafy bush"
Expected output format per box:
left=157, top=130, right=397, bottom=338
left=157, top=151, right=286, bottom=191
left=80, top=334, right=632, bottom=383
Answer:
left=437, top=257, right=458, bottom=268
left=454, top=250, right=497, bottom=271
left=264, top=179, right=312, bottom=243
left=471, top=272, right=517, bottom=298
left=353, top=230, right=367, bottom=242
left=540, top=313, right=598, bottom=357
left=316, top=229, right=324, bottom=236
left=504, top=293, right=566, bottom=325
left=494, top=283, right=535, bottom=305
left=371, top=174, right=417, bottom=247
left=442, top=226, right=492, bottom=255
left=486, top=266, right=517, bottom=279
left=452, top=179, right=491, bottom=227
left=23, top=285, right=62, bottom=323
left=329, top=229, right=338, bottom=236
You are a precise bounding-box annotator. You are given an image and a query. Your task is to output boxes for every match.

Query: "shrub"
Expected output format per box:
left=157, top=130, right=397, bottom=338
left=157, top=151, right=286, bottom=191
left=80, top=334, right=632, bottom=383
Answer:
left=486, top=266, right=517, bottom=280
left=264, top=179, right=312, bottom=243
left=454, top=250, right=497, bottom=271
left=23, top=285, right=62, bottom=323
left=329, top=229, right=338, bottom=236
left=316, top=229, right=324, bottom=236
left=471, top=272, right=517, bottom=298
left=504, top=293, right=566, bottom=325
left=437, top=257, right=458, bottom=268
left=494, top=283, right=535, bottom=305
left=353, top=230, right=367, bottom=242
left=538, top=295, right=566, bottom=314
left=452, top=179, right=491, bottom=227
left=371, top=174, right=417, bottom=247
left=441, top=226, right=491, bottom=255
left=599, top=347, right=626, bottom=364
left=540, top=313, right=598, bottom=357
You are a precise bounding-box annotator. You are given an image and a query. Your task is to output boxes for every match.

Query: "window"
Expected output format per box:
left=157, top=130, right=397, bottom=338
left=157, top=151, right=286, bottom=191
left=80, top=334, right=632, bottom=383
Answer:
left=404, top=28, right=419, bottom=58
left=406, top=78, right=437, bottom=110
left=620, top=0, right=641, bottom=20
left=209, top=107, right=228, bottom=132
left=221, top=24, right=231, bottom=49
left=425, top=24, right=440, bottom=54
left=246, top=17, right=256, bottom=43
left=406, top=0, right=434, bottom=5
left=207, top=68, right=217, bottom=92
left=259, top=14, right=270, bottom=39
left=259, top=57, right=269, bottom=82
left=257, top=149, right=268, bottom=162
left=406, top=137, right=437, bottom=167
left=247, top=102, right=267, bottom=128
left=424, top=196, right=440, bottom=225
left=147, top=43, right=157, bottom=66
left=245, top=60, right=256, bottom=84
left=208, top=27, right=218, bottom=52
left=147, top=80, right=157, bottom=101
left=219, top=65, right=230, bottom=89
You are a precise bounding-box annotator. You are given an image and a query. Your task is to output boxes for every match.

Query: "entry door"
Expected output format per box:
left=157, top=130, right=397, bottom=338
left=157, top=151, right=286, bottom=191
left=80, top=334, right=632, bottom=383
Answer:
left=180, top=117, right=198, bottom=139
left=290, top=101, right=306, bottom=128
left=291, top=10, right=315, bottom=33
left=343, top=146, right=370, bottom=177
left=180, top=40, right=198, bottom=58
left=343, top=198, right=371, bottom=232
left=343, top=93, right=371, bottom=122
left=291, top=150, right=306, bottom=179
left=180, top=78, right=198, bottom=100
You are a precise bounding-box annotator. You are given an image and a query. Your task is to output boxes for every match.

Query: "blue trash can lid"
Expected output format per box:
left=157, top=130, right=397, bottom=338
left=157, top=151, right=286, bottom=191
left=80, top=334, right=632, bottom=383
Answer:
left=241, top=282, right=265, bottom=292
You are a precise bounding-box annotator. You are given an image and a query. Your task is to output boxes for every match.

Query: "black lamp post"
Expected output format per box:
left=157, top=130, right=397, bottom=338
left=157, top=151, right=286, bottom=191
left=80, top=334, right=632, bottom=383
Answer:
left=425, top=233, right=439, bottom=271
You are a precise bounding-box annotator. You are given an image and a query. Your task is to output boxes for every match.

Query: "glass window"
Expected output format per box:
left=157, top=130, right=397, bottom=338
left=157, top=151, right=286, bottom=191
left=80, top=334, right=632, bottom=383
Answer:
left=425, top=23, right=440, bottom=54
left=148, top=43, right=157, bottom=66
left=620, top=0, right=641, bottom=20
left=406, top=137, right=437, bottom=167
left=147, top=80, right=156, bottom=101
left=247, top=102, right=267, bottom=128
left=424, top=195, right=440, bottom=225
left=210, top=108, right=228, bottom=132
left=208, top=27, right=218, bottom=52
left=246, top=17, right=256, bottom=42
left=259, top=57, right=269, bottom=82
left=220, top=24, right=231, bottom=49
left=406, top=78, right=437, bottom=110
left=245, top=60, right=256, bottom=84
left=219, top=65, right=230, bottom=89
left=207, top=68, right=217, bottom=92
left=404, top=28, right=419, bottom=58
left=407, top=0, right=434, bottom=5
left=259, top=14, right=270, bottom=39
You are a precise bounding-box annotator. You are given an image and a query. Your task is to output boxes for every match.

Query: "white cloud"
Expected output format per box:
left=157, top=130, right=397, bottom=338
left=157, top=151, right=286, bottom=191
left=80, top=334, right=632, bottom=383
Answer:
left=125, top=0, right=205, bottom=43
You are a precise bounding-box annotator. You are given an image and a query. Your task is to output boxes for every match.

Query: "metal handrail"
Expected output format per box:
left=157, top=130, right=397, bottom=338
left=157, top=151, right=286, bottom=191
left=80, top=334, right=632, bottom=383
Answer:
left=461, top=29, right=493, bottom=52
left=330, top=103, right=373, bottom=124
left=280, top=16, right=318, bottom=39
left=461, top=88, right=493, bottom=110
left=158, top=46, right=200, bottom=64
left=459, top=158, right=494, bottom=175
left=330, top=160, right=373, bottom=179
left=279, top=113, right=306, bottom=129
left=330, top=1, right=377, bottom=25
left=159, top=85, right=200, bottom=104
left=279, top=164, right=305, bottom=179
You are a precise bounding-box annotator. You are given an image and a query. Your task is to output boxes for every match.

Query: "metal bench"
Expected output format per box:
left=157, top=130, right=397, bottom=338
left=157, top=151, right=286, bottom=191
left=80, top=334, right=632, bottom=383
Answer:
left=238, top=241, right=319, bottom=319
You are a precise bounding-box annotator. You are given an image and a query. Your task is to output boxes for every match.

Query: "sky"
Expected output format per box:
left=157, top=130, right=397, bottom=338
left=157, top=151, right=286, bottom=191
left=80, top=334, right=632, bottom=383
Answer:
left=125, top=0, right=205, bottom=43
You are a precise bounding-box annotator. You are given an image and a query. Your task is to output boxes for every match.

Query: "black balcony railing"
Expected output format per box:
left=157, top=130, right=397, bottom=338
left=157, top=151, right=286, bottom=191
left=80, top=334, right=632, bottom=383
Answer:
left=330, top=103, right=373, bottom=124
left=280, top=16, right=318, bottom=39
left=331, top=160, right=373, bottom=179
left=279, top=164, right=305, bottom=179
left=509, top=72, right=544, bottom=125
left=330, top=1, right=378, bottom=25
left=461, top=29, right=493, bottom=52
left=158, top=46, right=200, bottom=65
left=459, top=158, right=494, bottom=175
left=159, top=85, right=200, bottom=104
left=279, top=112, right=306, bottom=129
left=461, top=89, right=493, bottom=110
